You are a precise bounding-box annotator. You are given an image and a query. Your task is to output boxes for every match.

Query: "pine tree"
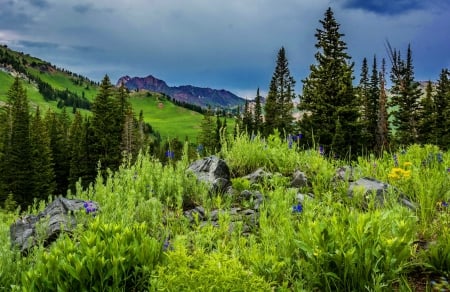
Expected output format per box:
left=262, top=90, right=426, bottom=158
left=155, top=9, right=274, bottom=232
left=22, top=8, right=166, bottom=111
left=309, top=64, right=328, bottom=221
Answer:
left=388, top=44, right=422, bottom=146
left=299, top=7, right=361, bottom=157
left=30, top=107, right=56, bottom=200
left=242, top=100, right=253, bottom=135
left=367, top=56, right=380, bottom=150
left=435, top=69, right=450, bottom=148
left=358, top=58, right=370, bottom=147
left=45, top=109, right=70, bottom=196
left=91, top=75, right=123, bottom=172
left=253, top=88, right=263, bottom=134
left=417, top=81, right=437, bottom=144
left=199, top=107, right=216, bottom=152
left=376, top=58, right=390, bottom=153
left=0, top=77, right=33, bottom=207
left=68, top=111, right=84, bottom=191
left=264, top=47, right=296, bottom=136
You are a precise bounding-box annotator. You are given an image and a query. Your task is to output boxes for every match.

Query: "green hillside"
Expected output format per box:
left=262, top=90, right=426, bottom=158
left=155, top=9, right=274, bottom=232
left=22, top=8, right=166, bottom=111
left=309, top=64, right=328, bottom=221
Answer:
left=0, top=45, right=213, bottom=141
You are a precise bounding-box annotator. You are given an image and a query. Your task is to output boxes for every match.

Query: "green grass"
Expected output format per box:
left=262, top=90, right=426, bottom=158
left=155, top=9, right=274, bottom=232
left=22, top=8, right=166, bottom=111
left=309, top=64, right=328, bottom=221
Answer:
left=130, top=91, right=205, bottom=142
left=2, top=137, right=450, bottom=290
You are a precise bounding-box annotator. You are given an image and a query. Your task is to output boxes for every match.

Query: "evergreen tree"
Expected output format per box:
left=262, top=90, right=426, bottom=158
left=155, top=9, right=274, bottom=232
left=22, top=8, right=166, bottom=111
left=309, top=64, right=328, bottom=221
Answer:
left=264, top=47, right=296, bottom=136
left=376, top=58, right=390, bottom=153
left=30, top=107, right=56, bottom=200
left=45, top=109, right=70, bottom=196
left=299, top=7, right=361, bottom=157
left=253, top=88, right=263, bottom=134
left=199, top=107, right=216, bottom=152
left=367, top=56, right=380, bottom=150
left=388, top=44, right=422, bottom=146
left=358, top=58, right=370, bottom=147
left=0, top=77, right=33, bottom=207
left=435, top=69, right=450, bottom=148
left=68, top=111, right=84, bottom=191
left=242, top=100, right=253, bottom=135
left=91, top=75, right=123, bottom=172
left=417, top=81, right=437, bottom=144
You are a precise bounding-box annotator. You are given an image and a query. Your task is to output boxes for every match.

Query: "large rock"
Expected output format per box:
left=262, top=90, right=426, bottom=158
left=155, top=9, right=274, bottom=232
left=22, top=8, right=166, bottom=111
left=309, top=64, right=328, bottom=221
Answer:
left=10, top=197, right=99, bottom=254
left=187, top=156, right=231, bottom=193
left=348, top=177, right=416, bottom=210
left=243, top=168, right=272, bottom=184
left=290, top=170, right=309, bottom=188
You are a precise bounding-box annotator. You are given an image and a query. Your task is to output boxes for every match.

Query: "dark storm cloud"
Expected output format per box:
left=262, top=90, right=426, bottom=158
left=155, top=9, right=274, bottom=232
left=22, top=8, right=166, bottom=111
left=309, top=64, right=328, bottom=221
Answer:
left=339, top=0, right=423, bottom=15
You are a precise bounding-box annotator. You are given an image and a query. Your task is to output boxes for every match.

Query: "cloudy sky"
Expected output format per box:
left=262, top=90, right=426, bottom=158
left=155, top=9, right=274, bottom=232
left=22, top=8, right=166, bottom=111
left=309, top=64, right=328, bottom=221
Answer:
left=1, top=0, right=449, bottom=98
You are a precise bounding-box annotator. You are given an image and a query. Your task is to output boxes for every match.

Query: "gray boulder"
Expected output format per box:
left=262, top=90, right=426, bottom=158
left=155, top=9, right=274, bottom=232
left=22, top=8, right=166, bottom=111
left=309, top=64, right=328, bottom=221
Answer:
left=10, top=197, right=99, bottom=254
left=188, top=156, right=231, bottom=193
left=243, top=168, right=271, bottom=184
left=290, top=170, right=308, bottom=188
left=348, top=177, right=416, bottom=210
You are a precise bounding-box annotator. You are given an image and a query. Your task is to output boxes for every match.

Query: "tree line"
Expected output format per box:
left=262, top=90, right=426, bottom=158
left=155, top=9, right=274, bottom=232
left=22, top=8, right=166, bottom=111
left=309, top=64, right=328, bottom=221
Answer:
left=233, top=7, right=450, bottom=159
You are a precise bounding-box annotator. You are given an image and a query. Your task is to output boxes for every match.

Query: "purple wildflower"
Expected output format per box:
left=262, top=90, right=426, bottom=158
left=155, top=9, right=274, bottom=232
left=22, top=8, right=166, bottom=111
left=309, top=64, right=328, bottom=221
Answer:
left=287, top=134, right=293, bottom=149
left=442, top=201, right=449, bottom=208
left=292, top=203, right=303, bottom=213
left=319, top=146, right=324, bottom=156
left=83, top=201, right=97, bottom=215
left=165, top=150, right=175, bottom=159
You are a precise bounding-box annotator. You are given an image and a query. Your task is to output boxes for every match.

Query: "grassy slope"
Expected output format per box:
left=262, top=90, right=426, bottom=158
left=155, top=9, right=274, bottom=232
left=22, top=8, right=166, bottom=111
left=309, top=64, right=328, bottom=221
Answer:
left=129, top=91, right=204, bottom=141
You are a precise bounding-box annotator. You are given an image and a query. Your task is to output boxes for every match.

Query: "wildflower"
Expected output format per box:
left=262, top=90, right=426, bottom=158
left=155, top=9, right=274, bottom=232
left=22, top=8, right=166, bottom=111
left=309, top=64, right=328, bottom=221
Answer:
left=442, top=201, right=449, bottom=208
left=447, top=167, right=450, bottom=173
left=319, top=145, right=324, bottom=156
left=393, top=154, right=399, bottom=167
left=292, top=133, right=303, bottom=142
left=83, top=201, right=97, bottom=215
left=196, top=144, right=204, bottom=153
left=403, top=161, right=412, bottom=167
left=287, top=134, right=293, bottom=149
left=165, top=150, right=175, bottom=159
left=292, top=203, right=303, bottom=213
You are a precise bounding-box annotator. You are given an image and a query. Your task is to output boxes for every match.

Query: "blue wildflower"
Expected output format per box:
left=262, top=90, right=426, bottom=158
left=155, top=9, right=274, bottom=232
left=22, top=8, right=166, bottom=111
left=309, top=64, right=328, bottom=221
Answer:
left=287, top=134, right=293, bottom=149
left=292, top=133, right=303, bottom=142
left=83, top=201, right=97, bottom=215
left=292, top=203, right=303, bottom=213
left=442, top=201, right=449, bottom=208
left=319, top=146, right=324, bottom=156
left=165, top=150, right=175, bottom=159
left=196, top=144, right=204, bottom=153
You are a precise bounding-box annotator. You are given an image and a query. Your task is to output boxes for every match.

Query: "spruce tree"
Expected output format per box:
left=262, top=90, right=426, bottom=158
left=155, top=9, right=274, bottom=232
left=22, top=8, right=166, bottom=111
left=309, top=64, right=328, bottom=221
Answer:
left=367, top=56, right=380, bottom=150
left=299, top=7, right=361, bottom=157
left=264, top=47, right=296, bottom=136
left=358, top=58, right=370, bottom=147
left=388, top=44, right=422, bottom=146
left=1, top=77, right=33, bottom=207
left=30, top=107, right=56, bottom=200
left=68, top=111, right=84, bottom=191
left=91, top=75, right=123, bottom=172
left=242, top=100, right=253, bottom=135
left=417, top=81, right=437, bottom=144
left=435, top=69, right=450, bottom=148
left=376, top=58, right=390, bottom=152
left=253, top=88, right=263, bottom=134
left=199, top=107, right=216, bottom=153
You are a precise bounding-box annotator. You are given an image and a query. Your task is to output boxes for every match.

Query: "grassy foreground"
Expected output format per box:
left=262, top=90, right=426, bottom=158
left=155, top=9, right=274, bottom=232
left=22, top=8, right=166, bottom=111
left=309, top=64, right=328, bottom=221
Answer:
left=1, top=133, right=450, bottom=291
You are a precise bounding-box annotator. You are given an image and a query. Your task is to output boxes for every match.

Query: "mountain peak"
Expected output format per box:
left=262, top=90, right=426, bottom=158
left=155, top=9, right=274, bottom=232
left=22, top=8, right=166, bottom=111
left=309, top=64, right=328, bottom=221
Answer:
left=117, top=74, right=245, bottom=108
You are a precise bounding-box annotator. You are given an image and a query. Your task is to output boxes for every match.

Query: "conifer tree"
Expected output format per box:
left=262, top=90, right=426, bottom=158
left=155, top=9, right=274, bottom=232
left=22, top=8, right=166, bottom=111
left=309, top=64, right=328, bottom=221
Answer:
left=242, top=100, right=253, bottom=135
left=45, top=109, right=70, bottom=196
left=417, top=81, right=437, bottom=144
left=367, top=56, right=380, bottom=150
left=358, top=58, right=370, bottom=147
left=264, top=47, right=296, bottom=136
left=1, top=77, right=33, bottom=207
left=435, top=69, right=450, bottom=148
left=299, top=7, right=361, bottom=157
left=253, top=88, right=263, bottom=134
left=199, top=107, right=216, bottom=152
left=30, top=107, right=56, bottom=200
left=91, top=75, right=123, bottom=172
left=376, top=58, right=390, bottom=152
left=388, top=44, right=422, bottom=146
left=68, top=111, right=84, bottom=191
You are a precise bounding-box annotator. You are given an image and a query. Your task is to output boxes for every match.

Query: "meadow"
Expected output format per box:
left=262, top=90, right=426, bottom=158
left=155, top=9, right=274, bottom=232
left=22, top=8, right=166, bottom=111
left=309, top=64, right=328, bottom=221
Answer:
left=1, top=133, right=449, bottom=291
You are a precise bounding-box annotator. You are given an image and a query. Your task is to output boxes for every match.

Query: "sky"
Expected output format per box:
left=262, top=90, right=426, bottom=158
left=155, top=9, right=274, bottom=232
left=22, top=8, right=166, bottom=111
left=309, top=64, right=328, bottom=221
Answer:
left=1, top=0, right=449, bottom=98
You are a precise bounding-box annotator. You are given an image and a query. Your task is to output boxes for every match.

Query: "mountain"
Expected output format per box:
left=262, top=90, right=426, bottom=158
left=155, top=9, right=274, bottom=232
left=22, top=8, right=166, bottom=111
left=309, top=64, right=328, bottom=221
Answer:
left=117, top=75, right=246, bottom=108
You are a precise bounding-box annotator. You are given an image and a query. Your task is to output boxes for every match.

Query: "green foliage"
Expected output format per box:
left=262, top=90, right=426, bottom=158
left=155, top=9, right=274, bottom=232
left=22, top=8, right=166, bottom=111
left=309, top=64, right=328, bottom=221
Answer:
left=22, top=219, right=161, bottom=291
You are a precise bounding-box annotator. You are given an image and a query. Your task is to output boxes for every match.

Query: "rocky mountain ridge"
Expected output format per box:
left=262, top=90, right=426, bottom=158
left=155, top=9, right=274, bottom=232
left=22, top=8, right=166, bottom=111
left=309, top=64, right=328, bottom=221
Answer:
left=117, top=75, right=246, bottom=108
